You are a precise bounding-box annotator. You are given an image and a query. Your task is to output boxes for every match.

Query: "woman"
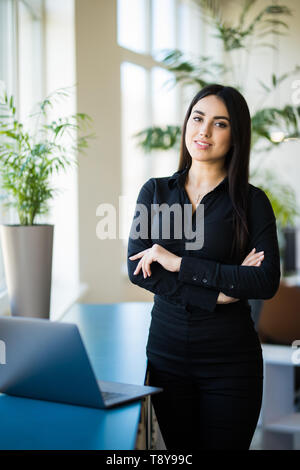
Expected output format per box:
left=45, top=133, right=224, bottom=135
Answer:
left=127, top=84, right=281, bottom=450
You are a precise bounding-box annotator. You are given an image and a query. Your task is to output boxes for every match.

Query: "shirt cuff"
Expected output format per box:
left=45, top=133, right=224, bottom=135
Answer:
left=178, top=255, right=218, bottom=288
left=181, top=284, right=219, bottom=312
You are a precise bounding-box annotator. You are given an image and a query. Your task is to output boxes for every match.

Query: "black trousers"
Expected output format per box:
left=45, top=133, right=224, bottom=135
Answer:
left=147, top=360, right=263, bottom=451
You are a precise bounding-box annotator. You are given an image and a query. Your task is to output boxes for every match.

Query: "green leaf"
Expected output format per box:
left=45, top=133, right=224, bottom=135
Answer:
left=262, top=19, right=289, bottom=29
left=0, top=84, right=94, bottom=224
left=134, top=125, right=182, bottom=152
left=258, top=79, right=270, bottom=92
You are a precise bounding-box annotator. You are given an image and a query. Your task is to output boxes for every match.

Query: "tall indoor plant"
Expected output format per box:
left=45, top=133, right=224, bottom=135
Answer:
left=0, top=86, right=93, bottom=318
left=134, top=0, right=300, bottom=328
left=135, top=0, right=300, bottom=249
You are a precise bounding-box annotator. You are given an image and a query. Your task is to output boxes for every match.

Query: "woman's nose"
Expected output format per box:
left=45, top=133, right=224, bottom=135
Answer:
left=198, top=120, right=211, bottom=137
left=199, top=126, right=211, bottom=138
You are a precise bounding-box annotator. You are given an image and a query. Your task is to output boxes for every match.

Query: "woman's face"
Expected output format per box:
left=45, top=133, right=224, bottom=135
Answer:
left=185, top=94, right=232, bottom=164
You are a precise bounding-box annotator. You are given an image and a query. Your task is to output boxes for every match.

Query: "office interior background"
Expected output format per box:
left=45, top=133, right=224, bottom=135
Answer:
left=1, top=0, right=300, bottom=450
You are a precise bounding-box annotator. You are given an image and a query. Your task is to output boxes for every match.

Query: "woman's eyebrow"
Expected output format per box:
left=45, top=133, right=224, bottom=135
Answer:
left=192, top=110, right=230, bottom=121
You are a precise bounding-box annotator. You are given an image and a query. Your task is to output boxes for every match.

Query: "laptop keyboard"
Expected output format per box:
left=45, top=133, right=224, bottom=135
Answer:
left=101, top=391, right=130, bottom=401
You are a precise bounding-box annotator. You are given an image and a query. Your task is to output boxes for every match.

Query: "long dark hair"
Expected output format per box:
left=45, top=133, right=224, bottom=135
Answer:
left=178, top=84, right=251, bottom=262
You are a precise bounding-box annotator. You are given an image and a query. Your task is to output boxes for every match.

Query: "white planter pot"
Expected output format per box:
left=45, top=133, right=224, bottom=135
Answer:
left=0, top=224, right=54, bottom=318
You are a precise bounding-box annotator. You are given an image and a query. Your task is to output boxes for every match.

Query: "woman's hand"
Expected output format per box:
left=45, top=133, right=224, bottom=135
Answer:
left=217, top=248, right=264, bottom=304
left=129, top=244, right=182, bottom=278
left=241, top=247, right=264, bottom=267
left=217, top=292, right=239, bottom=304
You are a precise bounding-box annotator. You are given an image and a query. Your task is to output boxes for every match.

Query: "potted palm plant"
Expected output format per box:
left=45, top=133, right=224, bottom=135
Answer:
left=0, top=85, right=93, bottom=318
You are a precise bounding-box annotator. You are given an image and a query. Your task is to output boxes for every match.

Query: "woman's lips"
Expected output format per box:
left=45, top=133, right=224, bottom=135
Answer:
left=194, top=140, right=212, bottom=149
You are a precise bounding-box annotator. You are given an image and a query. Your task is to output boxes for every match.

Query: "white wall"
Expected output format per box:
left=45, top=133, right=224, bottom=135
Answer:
left=75, top=0, right=124, bottom=302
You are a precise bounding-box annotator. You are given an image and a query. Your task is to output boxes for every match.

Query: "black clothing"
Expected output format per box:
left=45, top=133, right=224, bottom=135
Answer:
left=147, top=360, right=263, bottom=450
left=127, top=166, right=280, bottom=449
left=146, top=294, right=263, bottom=378
left=127, top=166, right=281, bottom=313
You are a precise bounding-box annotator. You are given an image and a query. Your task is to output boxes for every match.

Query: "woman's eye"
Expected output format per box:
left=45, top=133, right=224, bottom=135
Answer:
left=193, top=117, right=227, bottom=128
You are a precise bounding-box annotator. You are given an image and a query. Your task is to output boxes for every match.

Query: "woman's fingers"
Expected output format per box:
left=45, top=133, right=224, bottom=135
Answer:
left=242, top=250, right=262, bottom=266
left=129, top=249, right=149, bottom=260
left=243, top=248, right=258, bottom=261
left=133, top=258, right=143, bottom=275
left=243, top=248, right=255, bottom=261
left=144, top=257, right=151, bottom=277
left=133, top=252, right=153, bottom=278
left=142, top=257, right=148, bottom=278
left=140, top=257, right=147, bottom=278
left=143, top=252, right=153, bottom=277
left=244, top=257, right=263, bottom=266
left=242, top=251, right=264, bottom=266
left=131, top=249, right=152, bottom=277
left=250, top=252, right=264, bottom=263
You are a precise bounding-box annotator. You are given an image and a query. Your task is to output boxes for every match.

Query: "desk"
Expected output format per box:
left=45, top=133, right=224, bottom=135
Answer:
left=0, top=302, right=153, bottom=450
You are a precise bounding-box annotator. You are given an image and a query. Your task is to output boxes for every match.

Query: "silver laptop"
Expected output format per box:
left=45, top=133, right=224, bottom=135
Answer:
left=0, top=315, right=162, bottom=409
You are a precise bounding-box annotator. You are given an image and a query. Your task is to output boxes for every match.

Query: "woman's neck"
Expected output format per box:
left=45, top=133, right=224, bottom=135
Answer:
left=186, top=165, right=227, bottom=190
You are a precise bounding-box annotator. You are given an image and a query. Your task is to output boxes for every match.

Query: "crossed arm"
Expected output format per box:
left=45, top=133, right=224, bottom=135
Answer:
left=129, top=244, right=266, bottom=304
left=127, top=179, right=281, bottom=311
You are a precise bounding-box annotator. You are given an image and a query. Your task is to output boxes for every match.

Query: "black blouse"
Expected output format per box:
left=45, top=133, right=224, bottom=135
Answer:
left=127, top=166, right=281, bottom=313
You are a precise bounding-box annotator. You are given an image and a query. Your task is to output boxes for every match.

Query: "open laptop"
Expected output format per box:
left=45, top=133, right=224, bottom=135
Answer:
left=0, top=316, right=162, bottom=409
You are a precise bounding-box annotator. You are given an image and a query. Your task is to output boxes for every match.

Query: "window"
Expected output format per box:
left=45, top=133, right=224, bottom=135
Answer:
left=151, top=66, right=179, bottom=177
left=0, top=0, right=44, bottom=310
left=117, top=0, right=149, bottom=54
left=0, top=0, right=15, bottom=96
left=152, top=0, right=176, bottom=59
left=118, top=0, right=208, bottom=254
left=18, top=0, right=44, bottom=121
left=121, top=62, right=149, bottom=207
left=0, top=0, right=44, bottom=120
left=178, top=0, right=203, bottom=57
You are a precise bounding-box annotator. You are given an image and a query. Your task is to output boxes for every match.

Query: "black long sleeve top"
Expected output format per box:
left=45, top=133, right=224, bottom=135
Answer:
left=127, top=166, right=281, bottom=313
